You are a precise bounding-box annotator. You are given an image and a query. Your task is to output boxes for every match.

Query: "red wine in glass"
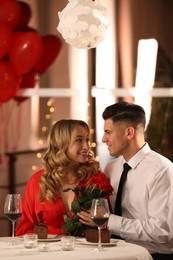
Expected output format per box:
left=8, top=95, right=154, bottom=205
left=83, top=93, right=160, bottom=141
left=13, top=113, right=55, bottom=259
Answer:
left=91, top=198, right=110, bottom=251
left=91, top=216, right=109, bottom=227
left=4, top=194, right=22, bottom=245
left=5, top=213, right=22, bottom=222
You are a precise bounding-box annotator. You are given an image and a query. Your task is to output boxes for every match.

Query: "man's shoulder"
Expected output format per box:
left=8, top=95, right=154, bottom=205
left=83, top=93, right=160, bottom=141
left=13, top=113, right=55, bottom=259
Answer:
left=148, top=150, right=173, bottom=166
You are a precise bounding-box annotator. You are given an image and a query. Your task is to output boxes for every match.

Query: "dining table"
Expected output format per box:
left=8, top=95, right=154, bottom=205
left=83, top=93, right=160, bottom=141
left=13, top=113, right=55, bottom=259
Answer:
left=0, top=236, right=153, bottom=260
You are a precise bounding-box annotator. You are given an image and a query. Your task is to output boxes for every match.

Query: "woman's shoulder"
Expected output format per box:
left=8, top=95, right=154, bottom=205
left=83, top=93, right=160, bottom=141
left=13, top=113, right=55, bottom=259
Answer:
left=28, top=169, right=45, bottom=183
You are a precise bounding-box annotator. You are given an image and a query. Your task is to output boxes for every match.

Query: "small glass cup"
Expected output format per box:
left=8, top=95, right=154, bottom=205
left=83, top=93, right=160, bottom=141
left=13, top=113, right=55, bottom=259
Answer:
left=24, top=234, right=38, bottom=248
left=61, top=236, right=75, bottom=251
left=38, top=242, right=49, bottom=252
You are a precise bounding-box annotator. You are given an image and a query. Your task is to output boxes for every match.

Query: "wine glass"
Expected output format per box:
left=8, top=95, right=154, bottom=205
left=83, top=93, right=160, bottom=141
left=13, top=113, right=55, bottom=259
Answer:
left=4, top=194, right=22, bottom=245
left=90, top=198, right=110, bottom=251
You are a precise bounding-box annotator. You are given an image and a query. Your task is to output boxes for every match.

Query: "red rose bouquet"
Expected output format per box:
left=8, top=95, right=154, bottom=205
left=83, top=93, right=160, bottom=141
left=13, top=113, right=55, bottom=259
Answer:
left=62, top=172, right=113, bottom=236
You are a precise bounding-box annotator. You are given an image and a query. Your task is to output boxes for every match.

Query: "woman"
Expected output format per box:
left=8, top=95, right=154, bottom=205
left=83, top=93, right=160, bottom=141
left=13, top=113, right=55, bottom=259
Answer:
left=16, top=119, right=112, bottom=236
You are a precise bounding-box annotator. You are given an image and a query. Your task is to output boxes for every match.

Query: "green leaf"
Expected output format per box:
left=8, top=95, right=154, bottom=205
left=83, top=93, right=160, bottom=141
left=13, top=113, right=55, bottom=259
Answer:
left=73, top=187, right=79, bottom=197
left=71, top=200, right=81, bottom=214
left=78, top=196, right=88, bottom=203
left=62, top=216, right=84, bottom=236
left=92, top=188, right=102, bottom=198
left=63, top=216, right=73, bottom=224
left=84, top=200, right=92, bottom=210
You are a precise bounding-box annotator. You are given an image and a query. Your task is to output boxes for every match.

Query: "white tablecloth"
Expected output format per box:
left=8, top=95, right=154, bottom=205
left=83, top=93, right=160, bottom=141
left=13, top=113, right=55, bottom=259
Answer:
left=0, top=237, right=153, bottom=260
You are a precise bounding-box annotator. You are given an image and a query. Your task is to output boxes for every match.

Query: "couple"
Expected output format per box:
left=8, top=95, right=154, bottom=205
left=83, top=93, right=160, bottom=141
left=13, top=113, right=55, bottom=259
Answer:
left=16, top=102, right=173, bottom=260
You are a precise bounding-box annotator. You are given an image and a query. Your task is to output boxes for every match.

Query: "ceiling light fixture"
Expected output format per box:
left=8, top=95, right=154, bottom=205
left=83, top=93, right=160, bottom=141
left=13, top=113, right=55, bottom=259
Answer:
left=57, top=0, right=109, bottom=49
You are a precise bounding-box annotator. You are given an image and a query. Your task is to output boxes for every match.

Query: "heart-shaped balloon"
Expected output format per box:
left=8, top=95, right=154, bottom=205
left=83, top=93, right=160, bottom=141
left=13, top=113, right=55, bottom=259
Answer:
left=16, top=1, right=32, bottom=29
left=0, top=0, right=21, bottom=29
left=0, top=22, right=12, bottom=59
left=8, top=31, right=43, bottom=75
left=33, top=35, right=62, bottom=73
left=0, top=61, right=21, bottom=103
left=14, top=71, right=38, bottom=103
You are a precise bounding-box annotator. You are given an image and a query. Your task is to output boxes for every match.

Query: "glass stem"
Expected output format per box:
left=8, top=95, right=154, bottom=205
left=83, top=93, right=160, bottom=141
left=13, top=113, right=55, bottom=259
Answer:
left=98, top=227, right=102, bottom=251
left=12, top=221, right=15, bottom=239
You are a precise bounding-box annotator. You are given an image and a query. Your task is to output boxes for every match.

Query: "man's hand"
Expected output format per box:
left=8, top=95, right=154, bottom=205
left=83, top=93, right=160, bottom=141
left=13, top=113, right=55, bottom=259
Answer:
left=77, top=211, right=96, bottom=227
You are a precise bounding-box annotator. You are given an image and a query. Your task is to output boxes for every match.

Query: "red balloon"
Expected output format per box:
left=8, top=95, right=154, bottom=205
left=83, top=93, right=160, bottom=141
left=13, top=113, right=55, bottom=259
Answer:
left=33, top=35, right=62, bottom=73
left=8, top=31, right=43, bottom=75
left=0, top=0, right=21, bottom=29
left=0, top=22, right=12, bottom=59
left=0, top=61, right=21, bottom=103
left=14, top=71, right=38, bottom=102
left=16, top=1, right=32, bottom=28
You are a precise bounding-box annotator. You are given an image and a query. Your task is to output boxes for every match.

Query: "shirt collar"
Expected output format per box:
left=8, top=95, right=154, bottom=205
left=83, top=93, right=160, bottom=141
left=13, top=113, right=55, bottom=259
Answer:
left=124, top=143, right=151, bottom=169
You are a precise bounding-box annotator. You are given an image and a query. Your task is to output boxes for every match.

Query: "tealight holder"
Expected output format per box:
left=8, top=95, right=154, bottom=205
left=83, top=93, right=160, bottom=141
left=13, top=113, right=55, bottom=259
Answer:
left=61, top=236, right=75, bottom=251
left=24, top=234, right=38, bottom=248
left=38, top=242, right=49, bottom=252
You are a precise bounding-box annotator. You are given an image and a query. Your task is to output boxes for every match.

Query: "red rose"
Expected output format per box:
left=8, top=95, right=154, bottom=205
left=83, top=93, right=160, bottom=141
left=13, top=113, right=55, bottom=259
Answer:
left=86, top=172, right=113, bottom=195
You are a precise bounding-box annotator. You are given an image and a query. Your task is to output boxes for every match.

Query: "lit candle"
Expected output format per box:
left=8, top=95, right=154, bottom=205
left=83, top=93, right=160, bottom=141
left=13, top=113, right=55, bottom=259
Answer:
left=38, top=242, right=49, bottom=252
left=26, top=241, right=35, bottom=248
left=24, top=234, right=38, bottom=248
left=61, top=236, right=75, bottom=251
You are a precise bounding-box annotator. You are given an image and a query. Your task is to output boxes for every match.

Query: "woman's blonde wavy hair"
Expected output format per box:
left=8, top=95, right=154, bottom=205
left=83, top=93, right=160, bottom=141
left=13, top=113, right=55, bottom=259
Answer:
left=39, top=119, right=99, bottom=202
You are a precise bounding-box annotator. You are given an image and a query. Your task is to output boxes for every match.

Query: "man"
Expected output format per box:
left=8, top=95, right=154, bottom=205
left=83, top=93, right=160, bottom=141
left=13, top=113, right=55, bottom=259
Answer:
left=78, top=101, right=173, bottom=260
left=101, top=101, right=173, bottom=260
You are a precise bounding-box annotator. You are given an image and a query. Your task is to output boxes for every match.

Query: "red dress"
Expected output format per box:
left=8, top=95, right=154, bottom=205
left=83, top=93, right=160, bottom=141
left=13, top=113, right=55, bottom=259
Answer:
left=16, top=169, right=111, bottom=236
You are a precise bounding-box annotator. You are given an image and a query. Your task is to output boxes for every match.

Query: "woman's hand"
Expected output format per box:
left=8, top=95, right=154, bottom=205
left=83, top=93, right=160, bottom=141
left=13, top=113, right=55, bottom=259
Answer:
left=77, top=211, right=96, bottom=227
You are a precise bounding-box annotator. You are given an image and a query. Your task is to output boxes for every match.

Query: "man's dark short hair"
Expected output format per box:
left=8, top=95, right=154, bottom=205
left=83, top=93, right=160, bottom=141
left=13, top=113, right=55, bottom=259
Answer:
left=102, top=101, right=146, bottom=128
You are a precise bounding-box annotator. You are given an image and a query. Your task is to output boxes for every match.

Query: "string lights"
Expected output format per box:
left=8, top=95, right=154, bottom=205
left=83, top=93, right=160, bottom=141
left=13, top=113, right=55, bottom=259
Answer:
left=31, top=98, right=55, bottom=172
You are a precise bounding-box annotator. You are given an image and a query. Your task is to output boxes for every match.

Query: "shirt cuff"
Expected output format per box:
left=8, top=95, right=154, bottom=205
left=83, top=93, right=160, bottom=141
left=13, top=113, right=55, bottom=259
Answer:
left=108, top=214, right=122, bottom=236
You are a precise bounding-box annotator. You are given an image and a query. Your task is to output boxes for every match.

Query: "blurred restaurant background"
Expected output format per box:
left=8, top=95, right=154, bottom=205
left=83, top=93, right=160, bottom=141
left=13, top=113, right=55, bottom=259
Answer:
left=0, top=0, right=173, bottom=236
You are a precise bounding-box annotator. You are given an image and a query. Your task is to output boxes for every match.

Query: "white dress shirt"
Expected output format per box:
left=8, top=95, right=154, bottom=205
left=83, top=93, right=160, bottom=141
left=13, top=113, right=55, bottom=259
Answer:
left=104, top=143, right=173, bottom=253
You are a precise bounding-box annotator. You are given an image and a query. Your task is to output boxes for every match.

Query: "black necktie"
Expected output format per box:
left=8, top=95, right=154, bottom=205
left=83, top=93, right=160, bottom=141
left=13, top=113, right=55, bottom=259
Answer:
left=114, top=163, right=131, bottom=216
